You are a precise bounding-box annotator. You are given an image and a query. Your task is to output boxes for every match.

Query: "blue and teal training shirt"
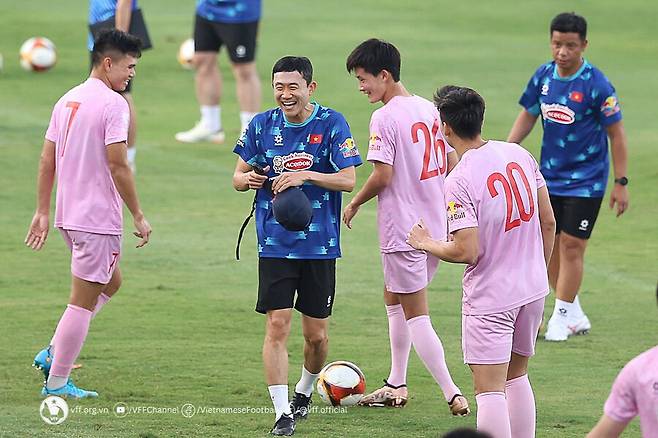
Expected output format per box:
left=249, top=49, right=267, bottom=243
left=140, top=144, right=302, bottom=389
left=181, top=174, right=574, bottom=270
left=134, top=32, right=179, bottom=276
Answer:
left=196, top=0, right=261, bottom=23
left=88, top=0, right=138, bottom=50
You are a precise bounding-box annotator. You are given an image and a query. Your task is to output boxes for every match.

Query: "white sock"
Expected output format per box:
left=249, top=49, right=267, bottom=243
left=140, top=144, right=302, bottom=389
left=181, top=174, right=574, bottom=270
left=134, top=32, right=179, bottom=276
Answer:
left=294, top=366, right=319, bottom=397
left=268, top=385, right=291, bottom=421
left=127, top=147, right=136, bottom=164
left=240, top=111, right=257, bottom=133
left=553, top=299, right=574, bottom=319
left=46, top=375, right=68, bottom=390
left=200, top=105, right=221, bottom=132
left=572, top=295, right=585, bottom=318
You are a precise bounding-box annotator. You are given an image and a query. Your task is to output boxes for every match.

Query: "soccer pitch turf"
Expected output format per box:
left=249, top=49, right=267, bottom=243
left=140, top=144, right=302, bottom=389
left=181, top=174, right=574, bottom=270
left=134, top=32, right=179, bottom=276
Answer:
left=1, top=0, right=656, bottom=436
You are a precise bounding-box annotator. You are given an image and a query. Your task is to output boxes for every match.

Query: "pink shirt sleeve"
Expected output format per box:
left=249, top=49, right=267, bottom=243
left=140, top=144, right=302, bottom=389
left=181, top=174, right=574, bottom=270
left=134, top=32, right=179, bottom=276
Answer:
left=103, top=100, right=130, bottom=146
left=45, top=103, right=59, bottom=142
left=530, top=152, right=546, bottom=189
left=446, top=173, right=478, bottom=233
left=366, top=112, right=395, bottom=165
left=604, top=363, right=638, bottom=424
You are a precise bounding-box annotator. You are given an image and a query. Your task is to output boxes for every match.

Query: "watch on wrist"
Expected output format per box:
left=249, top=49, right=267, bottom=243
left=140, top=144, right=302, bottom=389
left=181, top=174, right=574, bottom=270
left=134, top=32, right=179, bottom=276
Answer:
left=614, top=176, right=629, bottom=186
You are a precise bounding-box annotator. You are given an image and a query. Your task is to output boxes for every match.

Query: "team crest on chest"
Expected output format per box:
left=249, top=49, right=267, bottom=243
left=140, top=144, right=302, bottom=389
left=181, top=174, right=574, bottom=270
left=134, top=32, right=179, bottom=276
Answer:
left=540, top=103, right=575, bottom=125
left=273, top=152, right=314, bottom=173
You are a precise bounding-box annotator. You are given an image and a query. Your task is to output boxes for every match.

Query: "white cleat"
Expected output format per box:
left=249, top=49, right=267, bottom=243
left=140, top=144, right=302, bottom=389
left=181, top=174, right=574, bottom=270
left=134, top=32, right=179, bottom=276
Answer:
left=567, top=314, right=591, bottom=335
left=175, top=122, right=225, bottom=144
left=544, top=315, right=570, bottom=342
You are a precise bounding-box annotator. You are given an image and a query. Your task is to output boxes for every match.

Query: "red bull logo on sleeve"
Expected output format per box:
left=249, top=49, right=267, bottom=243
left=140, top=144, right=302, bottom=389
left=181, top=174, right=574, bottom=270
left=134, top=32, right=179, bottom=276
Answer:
left=368, top=133, right=381, bottom=151
left=601, top=96, right=620, bottom=117
left=340, top=138, right=359, bottom=158
left=446, top=201, right=466, bottom=221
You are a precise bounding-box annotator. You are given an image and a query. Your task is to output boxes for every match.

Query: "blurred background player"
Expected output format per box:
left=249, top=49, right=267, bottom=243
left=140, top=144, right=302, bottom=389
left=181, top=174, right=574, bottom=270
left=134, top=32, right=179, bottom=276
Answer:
left=176, top=0, right=262, bottom=144
left=408, top=87, right=556, bottom=438
left=507, top=12, right=629, bottom=342
left=89, top=0, right=148, bottom=172
left=232, top=56, right=361, bottom=436
left=587, top=285, right=658, bottom=438
left=27, top=30, right=152, bottom=398
left=343, top=39, right=468, bottom=415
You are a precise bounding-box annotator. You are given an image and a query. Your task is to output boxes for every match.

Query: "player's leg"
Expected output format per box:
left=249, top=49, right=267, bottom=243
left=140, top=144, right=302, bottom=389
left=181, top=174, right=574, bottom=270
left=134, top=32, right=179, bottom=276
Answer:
left=547, top=234, right=561, bottom=291
left=546, top=197, right=601, bottom=341
left=93, top=266, right=122, bottom=318
left=176, top=15, right=225, bottom=144
left=289, top=260, right=335, bottom=420
left=224, top=20, right=261, bottom=132
left=257, top=258, right=297, bottom=435
left=505, top=298, right=544, bottom=438
left=120, top=91, right=137, bottom=172
left=470, top=363, right=511, bottom=438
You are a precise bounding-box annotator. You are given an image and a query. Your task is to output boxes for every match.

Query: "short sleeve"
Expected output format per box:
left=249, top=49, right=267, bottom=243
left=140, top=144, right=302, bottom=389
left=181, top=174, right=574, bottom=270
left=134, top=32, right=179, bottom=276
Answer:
left=445, top=174, right=478, bottom=234
left=329, top=113, right=362, bottom=170
left=45, top=102, right=59, bottom=143
left=366, top=111, right=396, bottom=165
left=104, top=100, right=130, bottom=146
left=233, top=115, right=261, bottom=165
left=603, top=363, right=638, bottom=424
left=592, top=74, right=623, bottom=127
left=528, top=151, right=546, bottom=189
left=519, top=66, right=544, bottom=117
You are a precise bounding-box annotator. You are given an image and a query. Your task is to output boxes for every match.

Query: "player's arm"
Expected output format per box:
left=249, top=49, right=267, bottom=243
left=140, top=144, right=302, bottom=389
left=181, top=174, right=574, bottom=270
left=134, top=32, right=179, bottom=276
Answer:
left=25, top=139, right=56, bottom=251
left=114, top=0, right=133, bottom=32
left=507, top=109, right=538, bottom=144
left=232, top=157, right=269, bottom=192
left=537, top=185, right=556, bottom=266
left=447, top=150, right=459, bottom=173
left=586, top=414, right=628, bottom=438
left=606, top=121, right=629, bottom=217
left=407, top=219, right=478, bottom=265
left=107, top=141, right=151, bottom=247
left=342, top=161, right=392, bottom=229
left=271, top=166, right=356, bottom=194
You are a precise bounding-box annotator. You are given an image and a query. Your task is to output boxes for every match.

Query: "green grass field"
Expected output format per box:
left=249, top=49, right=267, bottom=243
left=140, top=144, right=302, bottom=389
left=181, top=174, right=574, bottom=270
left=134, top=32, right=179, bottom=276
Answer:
left=1, top=1, right=657, bottom=436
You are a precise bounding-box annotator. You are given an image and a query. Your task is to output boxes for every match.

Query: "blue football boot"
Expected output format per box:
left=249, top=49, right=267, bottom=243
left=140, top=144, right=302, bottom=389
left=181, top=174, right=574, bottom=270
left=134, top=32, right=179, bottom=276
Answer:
left=33, top=346, right=53, bottom=380
left=41, top=379, right=98, bottom=399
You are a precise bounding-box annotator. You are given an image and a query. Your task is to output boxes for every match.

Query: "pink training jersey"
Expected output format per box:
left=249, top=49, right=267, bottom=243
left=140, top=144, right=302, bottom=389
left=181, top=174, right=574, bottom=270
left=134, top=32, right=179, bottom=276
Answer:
left=367, top=95, right=454, bottom=253
left=604, top=345, right=658, bottom=437
left=445, top=141, right=549, bottom=315
left=45, top=78, right=130, bottom=235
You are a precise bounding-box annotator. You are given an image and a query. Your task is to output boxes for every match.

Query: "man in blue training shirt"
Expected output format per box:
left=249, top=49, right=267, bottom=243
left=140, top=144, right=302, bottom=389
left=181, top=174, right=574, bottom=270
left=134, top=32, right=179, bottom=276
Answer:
left=508, top=12, right=629, bottom=342
left=177, top=0, right=262, bottom=144
left=88, top=0, right=143, bottom=172
left=232, top=56, right=361, bottom=436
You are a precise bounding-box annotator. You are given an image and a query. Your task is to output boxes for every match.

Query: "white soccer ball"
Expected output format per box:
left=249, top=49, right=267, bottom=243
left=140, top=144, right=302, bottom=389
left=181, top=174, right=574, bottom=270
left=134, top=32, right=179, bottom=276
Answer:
left=177, top=38, right=195, bottom=70
left=20, top=37, right=57, bottom=72
left=316, top=361, right=366, bottom=406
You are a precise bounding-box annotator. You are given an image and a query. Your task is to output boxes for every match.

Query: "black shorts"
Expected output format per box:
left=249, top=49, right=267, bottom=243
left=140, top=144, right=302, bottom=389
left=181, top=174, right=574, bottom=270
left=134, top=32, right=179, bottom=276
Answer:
left=89, top=52, right=133, bottom=93
left=550, top=195, right=603, bottom=239
left=257, top=258, right=336, bottom=319
left=194, top=15, right=258, bottom=63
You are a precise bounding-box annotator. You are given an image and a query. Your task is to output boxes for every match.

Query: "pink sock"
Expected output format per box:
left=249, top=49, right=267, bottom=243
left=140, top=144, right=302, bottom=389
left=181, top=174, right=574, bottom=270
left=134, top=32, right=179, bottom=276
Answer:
left=385, top=304, right=411, bottom=387
left=476, top=392, right=511, bottom=438
left=505, top=374, right=536, bottom=438
left=92, top=293, right=111, bottom=319
left=407, top=315, right=460, bottom=400
left=49, top=304, right=93, bottom=378
left=49, top=294, right=110, bottom=353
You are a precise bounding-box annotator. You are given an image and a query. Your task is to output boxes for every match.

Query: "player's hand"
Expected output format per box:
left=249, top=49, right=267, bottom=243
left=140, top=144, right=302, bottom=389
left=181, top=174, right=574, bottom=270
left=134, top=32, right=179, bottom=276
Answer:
left=609, top=184, right=629, bottom=217
left=407, top=218, right=431, bottom=251
left=342, top=202, right=360, bottom=229
left=271, top=171, right=308, bottom=194
left=245, top=165, right=270, bottom=190
left=25, top=212, right=49, bottom=251
left=133, top=215, right=152, bottom=248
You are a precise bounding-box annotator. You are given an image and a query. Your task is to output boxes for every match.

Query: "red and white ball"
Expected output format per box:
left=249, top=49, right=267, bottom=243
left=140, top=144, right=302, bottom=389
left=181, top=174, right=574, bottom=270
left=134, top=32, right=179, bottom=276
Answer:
left=20, top=37, right=57, bottom=72
left=177, top=38, right=195, bottom=70
left=316, top=361, right=366, bottom=406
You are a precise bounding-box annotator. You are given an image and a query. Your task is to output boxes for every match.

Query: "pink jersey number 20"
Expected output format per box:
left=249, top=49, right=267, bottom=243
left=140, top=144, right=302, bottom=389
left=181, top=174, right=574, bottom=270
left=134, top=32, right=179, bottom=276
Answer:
left=487, top=162, right=535, bottom=232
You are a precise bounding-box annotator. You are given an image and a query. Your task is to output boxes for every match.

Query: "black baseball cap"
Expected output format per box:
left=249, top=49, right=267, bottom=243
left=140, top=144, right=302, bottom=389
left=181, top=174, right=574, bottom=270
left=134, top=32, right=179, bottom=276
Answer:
left=272, top=187, right=313, bottom=231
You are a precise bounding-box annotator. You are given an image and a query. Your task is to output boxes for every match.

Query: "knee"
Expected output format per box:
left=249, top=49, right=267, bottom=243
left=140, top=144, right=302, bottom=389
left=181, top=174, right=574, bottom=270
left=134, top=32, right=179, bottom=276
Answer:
left=561, top=235, right=586, bottom=258
left=304, top=331, right=328, bottom=350
left=233, top=64, right=257, bottom=82
left=102, top=272, right=122, bottom=296
left=266, top=315, right=291, bottom=342
left=194, top=55, right=217, bottom=74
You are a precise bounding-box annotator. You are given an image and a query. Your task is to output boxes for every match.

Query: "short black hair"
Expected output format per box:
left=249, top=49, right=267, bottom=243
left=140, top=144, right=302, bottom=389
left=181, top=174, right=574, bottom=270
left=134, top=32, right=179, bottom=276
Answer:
left=550, top=12, right=587, bottom=40
left=346, top=38, right=401, bottom=82
left=91, top=29, right=142, bottom=66
left=433, top=85, right=461, bottom=107
left=271, top=56, right=313, bottom=85
left=442, top=428, right=492, bottom=438
left=434, top=86, right=485, bottom=140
